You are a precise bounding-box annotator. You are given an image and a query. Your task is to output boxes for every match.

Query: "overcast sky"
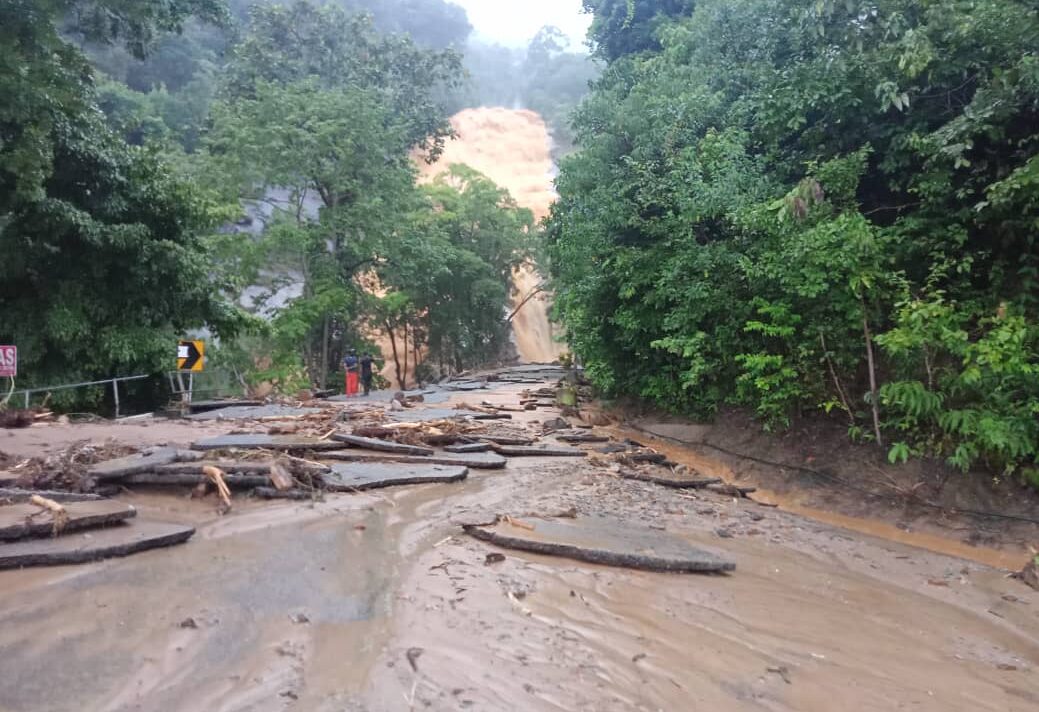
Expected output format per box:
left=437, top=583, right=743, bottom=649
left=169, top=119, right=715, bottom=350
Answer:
left=452, top=0, right=593, bottom=50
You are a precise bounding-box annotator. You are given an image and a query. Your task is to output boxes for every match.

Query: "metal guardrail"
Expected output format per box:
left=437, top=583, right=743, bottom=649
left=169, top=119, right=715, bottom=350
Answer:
left=8, top=375, right=150, bottom=418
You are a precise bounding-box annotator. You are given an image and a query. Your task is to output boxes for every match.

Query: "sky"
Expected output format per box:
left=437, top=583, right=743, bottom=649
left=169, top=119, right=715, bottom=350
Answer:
left=452, top=0, right=593, bottom=50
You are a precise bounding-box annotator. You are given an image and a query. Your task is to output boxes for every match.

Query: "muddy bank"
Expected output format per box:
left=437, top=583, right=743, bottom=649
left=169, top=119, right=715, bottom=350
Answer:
left=617, top=408, right=1039, bottom=560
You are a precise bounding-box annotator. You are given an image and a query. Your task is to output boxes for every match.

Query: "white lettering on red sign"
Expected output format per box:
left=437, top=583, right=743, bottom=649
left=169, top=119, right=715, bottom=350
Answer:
left=0, top=346, right=16, bottom=378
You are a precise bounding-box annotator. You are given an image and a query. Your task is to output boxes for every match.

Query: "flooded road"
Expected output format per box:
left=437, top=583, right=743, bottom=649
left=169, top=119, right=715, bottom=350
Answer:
left=1, top=384, right=1037, bottom=711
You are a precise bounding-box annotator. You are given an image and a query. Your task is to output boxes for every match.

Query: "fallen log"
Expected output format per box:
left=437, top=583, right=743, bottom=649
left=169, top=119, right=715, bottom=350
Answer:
left=332, top=432, right=434, bottom=457
left=707, top=483, right=758, bottom=497
left=269, top=461, right=295, bottom=491
left=619, top=470, right=723, bottom=489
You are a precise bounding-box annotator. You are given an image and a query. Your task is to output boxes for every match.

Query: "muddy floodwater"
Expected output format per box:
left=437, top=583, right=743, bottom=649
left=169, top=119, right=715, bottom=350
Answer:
left=1, top=385, right=1038, bottom=711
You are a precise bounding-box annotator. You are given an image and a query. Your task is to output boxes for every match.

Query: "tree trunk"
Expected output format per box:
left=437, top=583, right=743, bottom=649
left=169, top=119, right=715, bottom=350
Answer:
left=861, top=298, right=884, bottom=448
left=319, top=315, right=330, bottom=390
left=402, top=322, right=410, bottom=390
left=387, top=321, right=404, bottom=391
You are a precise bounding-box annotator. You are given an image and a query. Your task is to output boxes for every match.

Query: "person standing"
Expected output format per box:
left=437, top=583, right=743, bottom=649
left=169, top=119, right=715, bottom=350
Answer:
left=360, top=352, right=375, bottom=397
left=343, top=350, right=360, bottom=397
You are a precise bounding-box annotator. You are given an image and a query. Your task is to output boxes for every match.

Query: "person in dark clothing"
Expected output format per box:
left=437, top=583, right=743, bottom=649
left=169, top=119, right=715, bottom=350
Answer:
left=360, top=353, right=375, bottom=396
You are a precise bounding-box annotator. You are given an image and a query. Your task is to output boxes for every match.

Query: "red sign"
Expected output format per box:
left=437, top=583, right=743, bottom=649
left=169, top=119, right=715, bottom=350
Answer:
left=0, top=346, right=15, bottom=378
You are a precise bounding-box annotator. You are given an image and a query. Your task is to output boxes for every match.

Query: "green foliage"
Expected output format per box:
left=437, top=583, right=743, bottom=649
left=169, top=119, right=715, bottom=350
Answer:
left=550, top=0, right=1039, bottom=476
left=0, top=0, right=243, bottom=395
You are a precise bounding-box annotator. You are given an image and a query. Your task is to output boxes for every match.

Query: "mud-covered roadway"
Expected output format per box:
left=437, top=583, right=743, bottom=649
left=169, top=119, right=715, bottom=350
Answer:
left=1, top=383, right=1037, bottom=712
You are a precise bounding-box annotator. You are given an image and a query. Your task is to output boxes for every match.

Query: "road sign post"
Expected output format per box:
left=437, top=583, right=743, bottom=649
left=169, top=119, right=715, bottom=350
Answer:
left=177, top=340, right=205, bottom=373
left=0, top=346, right=16, bottom=378
left=176, top=340, right=204, bottom=411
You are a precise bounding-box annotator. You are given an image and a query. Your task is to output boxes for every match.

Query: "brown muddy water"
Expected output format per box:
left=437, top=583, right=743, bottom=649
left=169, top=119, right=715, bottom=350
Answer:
left=1, top=386, right=1037, bottom=711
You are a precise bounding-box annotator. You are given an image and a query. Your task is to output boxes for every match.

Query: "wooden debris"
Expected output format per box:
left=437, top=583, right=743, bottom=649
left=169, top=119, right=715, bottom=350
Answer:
left=269, top=461, right=295, bottom=491
left=619, top=470, right=722, bottom=489
left=29, top=495, right=69, bottom=536
left=706, top=483, right=758, bottom=498
left=332, top=432, right=435, bottom=457
left=203, top=466, right=233, bottom=511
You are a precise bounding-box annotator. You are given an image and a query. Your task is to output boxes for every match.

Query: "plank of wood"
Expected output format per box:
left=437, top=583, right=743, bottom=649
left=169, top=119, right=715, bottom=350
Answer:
left=322, top=450, right=506, bottom=470
left=0, top=500, right=136, bottom=541
left=619, top=470, right=722, bottom=490
left=0, top=520, right=195, bottom=569
left=269, top=462, right=294, bottom=491
left=331, top=432, right=434, bottom=456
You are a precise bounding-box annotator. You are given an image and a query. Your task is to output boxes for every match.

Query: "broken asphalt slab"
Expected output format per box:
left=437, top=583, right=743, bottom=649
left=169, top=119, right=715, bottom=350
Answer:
left=489, top=444, right=588, bottom=458
left=0, top=500, right=137, bottom=541
left=191, top=434, right=345, bottom=452
left=122, top=473, right=274, bottom=489
left=331, top=433, right=434, bottom=457
left=88, top=448, right=200, bottom=481
left=464, top=515, right=735, bottom=574
left=186, top=405, right=324, bottom=421
left=0, top=520, right=195, bottom=569
left=444, top=442, right=492, bottom=454
left=619, top=470, right=723, bottom=489
left=324, top=463, right=468, bottom=491
left=187, top=399, right=265, bottom=414
left=322, top=450, right=506, bottom=470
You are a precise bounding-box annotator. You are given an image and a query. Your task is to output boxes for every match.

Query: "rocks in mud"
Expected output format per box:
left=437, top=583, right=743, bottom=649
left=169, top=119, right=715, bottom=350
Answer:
left=1018, top=555, right=1039, bottom=591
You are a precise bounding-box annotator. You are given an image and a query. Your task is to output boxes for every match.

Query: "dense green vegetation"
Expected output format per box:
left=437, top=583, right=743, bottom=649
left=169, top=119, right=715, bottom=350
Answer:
left=0, top=0, right=243, bottom=403
left=0, top=0, right=544, bottom=406
left=549, top=0, right=1039, bottom=479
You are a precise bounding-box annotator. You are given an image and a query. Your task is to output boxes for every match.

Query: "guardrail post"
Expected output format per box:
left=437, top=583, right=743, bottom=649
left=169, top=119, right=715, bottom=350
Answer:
left=24, top=392, right=29, bottom=409
left=112, top=380, right=121, bottom=419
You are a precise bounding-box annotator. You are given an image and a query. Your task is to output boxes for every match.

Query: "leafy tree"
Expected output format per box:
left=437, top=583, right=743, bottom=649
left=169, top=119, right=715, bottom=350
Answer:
left=550, top=0, right=1039, bottom=477
left=0, top=0, right=242, bottom=399
left=225, top=0, right=463, bottom=160
left=582, top=0, right=695, bottom=60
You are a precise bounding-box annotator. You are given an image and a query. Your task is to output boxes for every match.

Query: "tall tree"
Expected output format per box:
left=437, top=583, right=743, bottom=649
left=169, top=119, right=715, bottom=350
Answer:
left=551, top=0, right=1039, bottom=475
left=0, top=0, right=241, bottom=397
